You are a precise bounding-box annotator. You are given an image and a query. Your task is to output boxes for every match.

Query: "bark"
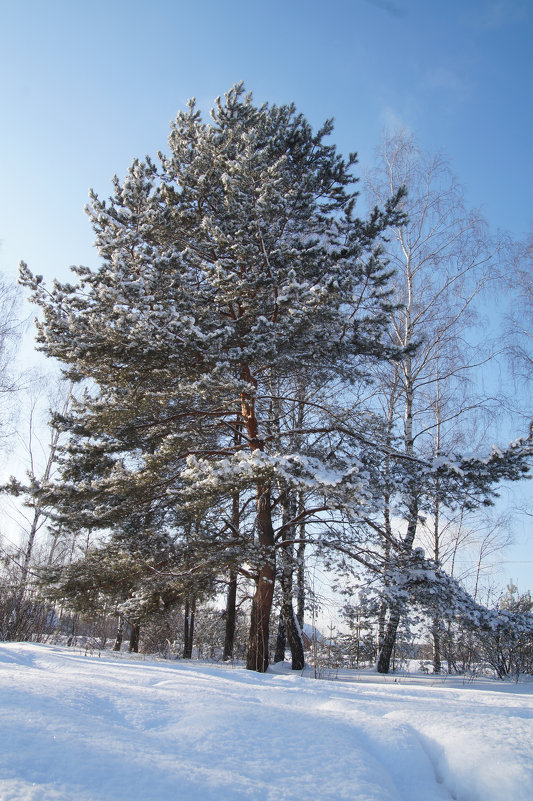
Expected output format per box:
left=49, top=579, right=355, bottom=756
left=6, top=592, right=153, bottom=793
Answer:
left=377, top=511, right=392, bottom=655
left=377, top=600, right=387, bottom=654
left=223, top=488, right=240, bottom=661
left=296, top=555, right=305, bottom=629
left=281, top=595, right=305, bottom=670
left=432, top=617, right=442, bottom=674
left=376, top=266, right=418, bottom=673
left=274, top=615, right=286, bottom=663
left=445, top=621, right=457, bottom=673
left=279, top=547, right=305, bottom=670
left=246, top=566, right=274, bottom=672
left=113, top=615, right=124, bottom=651
left=432, top=479, right=442, bottom=674
left=183, top=597, right=196, bottom=659
left=377, top=495, right=419, bottom=673
left=296, top=494, right=306, bottom=630
left=246, top=506, right=275, bottom=674
left=242, top=380, right=276, bottom=673
left=376, top=394, right=398, bottom=669
left=277, top=492, right=305, bottom=670
left=377, top=608, right=400, bottom=673
left=129, top=623, right=140, bottom=653
left=223, top=570, right=237, bottom=660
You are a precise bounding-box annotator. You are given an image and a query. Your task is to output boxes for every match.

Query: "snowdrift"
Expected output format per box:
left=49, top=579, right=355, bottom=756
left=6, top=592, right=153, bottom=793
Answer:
left=0, top=643, right=532, bottom=801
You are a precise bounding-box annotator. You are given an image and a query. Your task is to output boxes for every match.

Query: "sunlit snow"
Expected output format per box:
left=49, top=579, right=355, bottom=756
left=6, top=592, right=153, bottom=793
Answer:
left=1, top=643, right=532, bottom=801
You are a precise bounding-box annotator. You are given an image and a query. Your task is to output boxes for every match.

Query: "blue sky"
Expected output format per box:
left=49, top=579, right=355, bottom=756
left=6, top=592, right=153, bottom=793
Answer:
left=1, top=0, right=532, bottom=284
left=0, top=0, right=532, bottom=591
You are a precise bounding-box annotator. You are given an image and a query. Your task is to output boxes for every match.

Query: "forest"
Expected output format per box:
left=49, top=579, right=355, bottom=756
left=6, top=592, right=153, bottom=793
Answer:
left=1, top=84, right=532, bottom=678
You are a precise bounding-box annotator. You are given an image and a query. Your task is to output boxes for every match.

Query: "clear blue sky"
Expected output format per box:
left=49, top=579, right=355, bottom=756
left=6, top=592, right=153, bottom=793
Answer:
left=1, top=0, right=532, bottom=284
left=0, top=0, right=531, bottom=591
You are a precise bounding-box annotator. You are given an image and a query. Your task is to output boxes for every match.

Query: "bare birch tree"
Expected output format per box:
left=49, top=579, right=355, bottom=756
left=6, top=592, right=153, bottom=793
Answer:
left=364, top=131, right=501, bottom=672
left=0, top=379, right=73, bottom=639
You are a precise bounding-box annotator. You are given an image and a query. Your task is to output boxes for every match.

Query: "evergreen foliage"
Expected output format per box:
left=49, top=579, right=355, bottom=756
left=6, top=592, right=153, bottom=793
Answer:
left=18, top=87, right=533, bottom=673
left=20, top=84, right=405, bottom=671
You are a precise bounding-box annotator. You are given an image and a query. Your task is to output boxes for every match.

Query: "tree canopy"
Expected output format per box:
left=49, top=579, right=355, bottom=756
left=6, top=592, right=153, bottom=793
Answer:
left=19, top=85, right=532, bottom=672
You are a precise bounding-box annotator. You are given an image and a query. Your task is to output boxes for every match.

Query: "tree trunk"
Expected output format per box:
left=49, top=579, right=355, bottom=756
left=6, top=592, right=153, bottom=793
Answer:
left=113, top=615, right=124, bottom=651
left=277, top=492, right=304, bottom=670
left=377, top=608, right=400, bottom=673
left=129, top=623, right=140, bottom=653
left=223, top=487, right=240, bottom=661
left=246, top=473, right=276, bottom=672
left=223, top=570, right=237, bottom=661
left=246, top=554, right=275, bottom=672
left=432, top=618, right=442, bottom=675
left=183, top=597, right=196, bottom=659
left=377, top=500, right=419, bottom=673
left=377, top=600, right=387, bottom=654
left=279, top=545, right=305, bottom=670
left=241, top=379, right=277, bottom=673
left=375, top=312, right=418, bottom=674
left=274, top=615, right=286, bottom=663
left=281, top=595, right=305, bottom=670
left=377, top=528, right=391, bottom=655
left=296, top=494, right=306, bottom=630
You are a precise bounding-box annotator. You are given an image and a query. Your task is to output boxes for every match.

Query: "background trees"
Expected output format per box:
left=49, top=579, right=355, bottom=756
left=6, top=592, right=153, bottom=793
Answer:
left=0, top=272, right=22, bottom=447
left=506, top=227, right=533, bottom=412
left=0, top=379, right=75, bottom=640
left=355, top=131, right=526, bottom=673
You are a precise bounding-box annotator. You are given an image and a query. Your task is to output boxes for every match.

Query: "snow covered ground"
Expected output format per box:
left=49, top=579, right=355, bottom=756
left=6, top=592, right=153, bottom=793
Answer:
left=0, top=643, right=532, bottom=801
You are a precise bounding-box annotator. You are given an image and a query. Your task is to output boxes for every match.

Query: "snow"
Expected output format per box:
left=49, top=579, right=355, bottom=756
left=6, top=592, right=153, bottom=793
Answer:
left=1, top=644, right=532, bottom=801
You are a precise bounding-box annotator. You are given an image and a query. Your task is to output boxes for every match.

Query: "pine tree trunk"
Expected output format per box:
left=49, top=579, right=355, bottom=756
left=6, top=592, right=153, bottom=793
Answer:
left=223, top=570, right=237, bottom=661
left=246, top=474, right=276, bottom=672
left=129, top=623, right=140, bottom=653
left=281, top=595, right=305, bottom=670
left=246, top=551, right=275, bottom=671
left=277, top=493, right=304, bottom=670
left=242, top=381, right=276, bottom=673
left=294, top=391, right=307, bottom=632
left=183, top=600, right=190, bottom=657
left=189, top=598, right=196, bottom=657
left=223, top=487, right=240, bottom=661
left=113, top=615, right=124, bottom=651
left=183, top=598, right=196, bottom=659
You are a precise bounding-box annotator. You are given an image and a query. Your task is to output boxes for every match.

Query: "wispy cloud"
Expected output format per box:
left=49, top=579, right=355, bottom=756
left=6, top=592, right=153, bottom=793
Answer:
left=379, top=106, right=413, bottom=134
left=473, top=1, right=528, bottom=30
left=424, top=67, right=470, bottom=99
left=361, top=0, right=406, bottom=18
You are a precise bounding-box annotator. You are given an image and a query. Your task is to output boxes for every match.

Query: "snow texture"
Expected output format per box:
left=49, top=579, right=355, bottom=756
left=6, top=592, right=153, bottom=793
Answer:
left=1, top=643, right=532, bottom=801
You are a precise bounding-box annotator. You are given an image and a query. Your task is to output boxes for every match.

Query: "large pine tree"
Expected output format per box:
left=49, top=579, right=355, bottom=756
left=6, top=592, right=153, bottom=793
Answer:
left=21, top=84, right=404, bottom=671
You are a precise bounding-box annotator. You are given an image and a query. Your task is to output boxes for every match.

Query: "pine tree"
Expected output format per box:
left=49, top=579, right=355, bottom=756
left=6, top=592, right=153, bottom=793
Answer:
left=21, top=84, right=405, bottom=671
